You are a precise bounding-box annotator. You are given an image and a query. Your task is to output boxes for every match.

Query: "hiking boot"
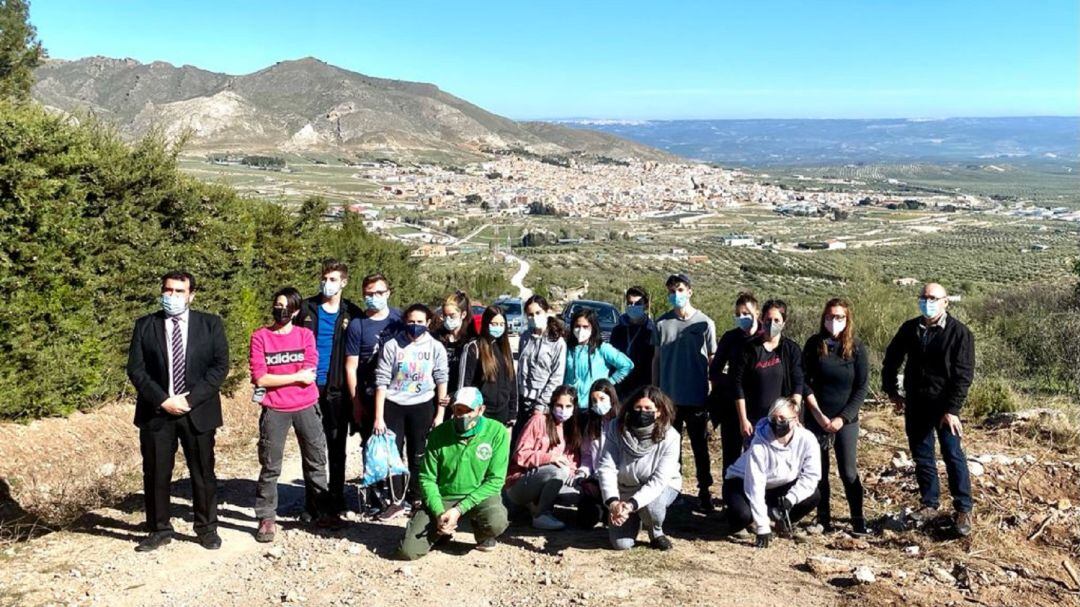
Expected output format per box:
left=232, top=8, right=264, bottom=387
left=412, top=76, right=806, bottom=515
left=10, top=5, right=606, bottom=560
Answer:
left=955, top=511, right=973, bottom=537
left=650, top=535, right=674, bottom=551
left=908, top=505, right=939, bottom=524
left=851, top=518, right=869, bottom=537
left=255, top=518, right=277, bottom=543
left=697, top=489, right=715, bottom=513
left=377, top=503, right=408, bottom=521
left=532, top=513, right=566, bottom=531
left=475, top=537, right=497, bottom=552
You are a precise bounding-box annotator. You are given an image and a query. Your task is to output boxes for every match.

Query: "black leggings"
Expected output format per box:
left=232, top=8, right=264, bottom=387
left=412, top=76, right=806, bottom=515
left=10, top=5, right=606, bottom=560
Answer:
left=814, top=421, right=865, bottom=524
left=722, top=477, right=820, bottom=533
left=384, top=399, right=436, bottom=502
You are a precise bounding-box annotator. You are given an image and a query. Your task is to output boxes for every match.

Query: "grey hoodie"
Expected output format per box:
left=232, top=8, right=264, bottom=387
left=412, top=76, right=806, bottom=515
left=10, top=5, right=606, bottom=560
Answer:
left=516, top=331, right=568, bottom=409
left=726, top=418, right=821, bottom=534
left=596, top=420, right=683, bottom=509
left=374, top=332, right=449, bottom=406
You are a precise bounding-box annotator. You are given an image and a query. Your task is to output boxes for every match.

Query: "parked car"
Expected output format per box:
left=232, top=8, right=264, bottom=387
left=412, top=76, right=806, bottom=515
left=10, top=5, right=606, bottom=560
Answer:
left=492, top=296, right=526, bottom=335
left=562, top=299, right=621, bottom=342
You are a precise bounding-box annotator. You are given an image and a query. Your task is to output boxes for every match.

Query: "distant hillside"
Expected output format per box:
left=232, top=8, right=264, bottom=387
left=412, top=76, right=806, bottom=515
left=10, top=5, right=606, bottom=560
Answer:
left=33, top=56, right=672, bottom=163
left=555, top=117, right=1080, bottom=167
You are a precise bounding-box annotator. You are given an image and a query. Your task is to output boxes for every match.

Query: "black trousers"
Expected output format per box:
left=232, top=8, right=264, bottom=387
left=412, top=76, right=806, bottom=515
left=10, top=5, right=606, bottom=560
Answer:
left=814, top=421, right=865, bottom=524
left=672, top=406, right=713, bottom=491
left=318, top=385, right=351, bottom=513
left=716, top=406, right=744, bottom=479
left=722, top=477, right=820, bottom=533
left=139, top=414, right=218, bottom=536
left=384, top=399, right=436, bottom=503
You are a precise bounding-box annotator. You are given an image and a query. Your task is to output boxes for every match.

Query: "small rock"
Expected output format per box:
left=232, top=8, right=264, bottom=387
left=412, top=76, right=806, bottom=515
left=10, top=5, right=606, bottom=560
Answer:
left=266, top=547, right=285, bottom=560
left=395, top=565, right=414, bottom=578
left=930, top=566, right=956, bottom=585
left=70, top=569, right=81, bottom=578
left=891, top=452, right=914, bottom=470
left=903, top=545, right=920, bottom=556
left=1056, top=498, right=1072, bottom=511
left=97, top=463, right=116, bottom=477
left=828, top=537, right=870, bottom=551
left=967, top=460, right=985, bottom=477
left=853, top=566, right=876, bottom=584
left=347, top=545, right=362, bottom=555
left=807, top=555, right=852, bottom=577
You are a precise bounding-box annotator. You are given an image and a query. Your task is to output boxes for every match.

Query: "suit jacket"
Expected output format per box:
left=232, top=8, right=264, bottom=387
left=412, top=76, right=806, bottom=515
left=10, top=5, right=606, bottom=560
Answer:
left=127, top=310, right=230, bottom=432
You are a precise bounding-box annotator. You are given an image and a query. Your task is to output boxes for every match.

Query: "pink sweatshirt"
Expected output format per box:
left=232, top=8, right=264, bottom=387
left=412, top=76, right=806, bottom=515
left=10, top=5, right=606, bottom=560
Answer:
left=249, top=326, right=319, bottom=412
left=506, top=411, right=579, bottom=486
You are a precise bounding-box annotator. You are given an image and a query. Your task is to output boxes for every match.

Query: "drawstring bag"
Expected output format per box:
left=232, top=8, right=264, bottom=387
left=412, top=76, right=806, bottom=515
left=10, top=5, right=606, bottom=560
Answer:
left=361, top=431, right=410, bottom=506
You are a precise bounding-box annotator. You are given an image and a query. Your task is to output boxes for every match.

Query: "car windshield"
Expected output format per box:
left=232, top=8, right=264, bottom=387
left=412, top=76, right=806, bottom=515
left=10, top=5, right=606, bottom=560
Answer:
left=496, top=302, right=522, bottom=316
left=571, top=303, right=619, bottom=325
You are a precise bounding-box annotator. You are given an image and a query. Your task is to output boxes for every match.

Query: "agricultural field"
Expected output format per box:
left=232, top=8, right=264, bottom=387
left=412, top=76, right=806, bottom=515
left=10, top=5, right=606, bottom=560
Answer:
left=178, top=155, right=385, bottom=205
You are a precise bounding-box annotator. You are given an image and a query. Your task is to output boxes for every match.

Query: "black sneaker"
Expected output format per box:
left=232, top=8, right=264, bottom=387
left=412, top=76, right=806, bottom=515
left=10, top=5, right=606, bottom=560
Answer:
left=475, top=537, right=497, bottom=552
left=697, top=490, right=715, bottom=513
left=377, top=503, right=408, bottom=521
left=134, top=531, right=172, bottom=553
left=851, top=518, right=869, bottom=537
left=650, top=535, right=674, bottom=551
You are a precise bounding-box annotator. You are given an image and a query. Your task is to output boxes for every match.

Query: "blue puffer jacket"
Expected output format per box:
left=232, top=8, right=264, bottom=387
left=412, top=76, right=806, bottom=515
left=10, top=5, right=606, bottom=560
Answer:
left=564, top=342, right=634, bottom=407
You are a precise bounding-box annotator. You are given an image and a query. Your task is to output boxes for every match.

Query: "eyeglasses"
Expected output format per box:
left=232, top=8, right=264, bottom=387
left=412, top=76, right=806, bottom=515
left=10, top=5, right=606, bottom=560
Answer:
left=919, top=296, right=945, bottom=303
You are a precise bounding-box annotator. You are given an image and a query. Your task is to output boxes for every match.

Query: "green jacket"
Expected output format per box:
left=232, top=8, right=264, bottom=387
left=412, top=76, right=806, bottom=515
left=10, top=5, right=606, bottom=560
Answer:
left=418, top=416, right=509, bottom=516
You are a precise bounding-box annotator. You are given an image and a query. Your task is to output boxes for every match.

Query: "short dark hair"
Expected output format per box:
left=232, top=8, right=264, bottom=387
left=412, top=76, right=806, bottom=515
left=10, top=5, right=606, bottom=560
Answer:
left=665, top=273, right=691, bottom=289
left=161, top=271, right=196, bottom=292
left=272, top=287, right=303, bottom=314
left=321, top=259, right=349, bottom=279
left=735, top=291, right=759, bottom=310
left=762, top=298, right=789, bottom=321
left=625, top=286, right=650, bottom=309
left=404, top=303, right=432, bottom=321
left=362, top=273, right=390, bottom=291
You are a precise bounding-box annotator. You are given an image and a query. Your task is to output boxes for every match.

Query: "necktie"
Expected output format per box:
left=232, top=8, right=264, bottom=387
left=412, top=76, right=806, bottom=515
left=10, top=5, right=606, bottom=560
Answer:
left=171, top=318, right=187, bottom=394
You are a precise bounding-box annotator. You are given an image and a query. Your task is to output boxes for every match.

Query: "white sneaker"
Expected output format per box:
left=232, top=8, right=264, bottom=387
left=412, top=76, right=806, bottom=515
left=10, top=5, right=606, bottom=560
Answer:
left=532, top=513, right=566, bottom=531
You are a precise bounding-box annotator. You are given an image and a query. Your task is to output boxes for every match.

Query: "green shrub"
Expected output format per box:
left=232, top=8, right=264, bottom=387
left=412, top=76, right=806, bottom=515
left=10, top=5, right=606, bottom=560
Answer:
left=965, top=376, right=1023, bottom=419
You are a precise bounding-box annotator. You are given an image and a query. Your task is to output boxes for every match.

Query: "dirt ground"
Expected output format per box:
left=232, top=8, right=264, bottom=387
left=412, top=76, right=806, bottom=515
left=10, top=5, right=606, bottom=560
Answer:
left=2, top=395, right=1080, bottom=607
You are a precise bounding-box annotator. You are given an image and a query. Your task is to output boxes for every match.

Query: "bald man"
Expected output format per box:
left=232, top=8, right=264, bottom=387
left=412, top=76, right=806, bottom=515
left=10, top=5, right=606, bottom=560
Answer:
left=882, top=283, right=975, bottom=537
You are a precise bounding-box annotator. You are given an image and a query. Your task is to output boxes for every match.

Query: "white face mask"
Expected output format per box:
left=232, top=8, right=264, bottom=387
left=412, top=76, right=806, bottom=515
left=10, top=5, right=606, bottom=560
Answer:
left=321, top=280, right=342, bottom=298
left=444, top=315, right=462, bottom=331
left=591, top=395, right=612, bottom=416
left=824, top=318, right=846, bottom=337
left=573, top=327, right=592, bottom=344
left=552, top=407, right=574, bottom=423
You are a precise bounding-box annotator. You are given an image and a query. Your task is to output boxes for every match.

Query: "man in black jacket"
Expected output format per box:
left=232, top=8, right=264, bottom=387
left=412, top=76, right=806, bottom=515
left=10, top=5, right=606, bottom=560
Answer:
left=609, top=286, right=656, bottom=400
left=127, top=271, right=229, bottom=552
left=882, top=282, right=975, bottom=537
left=295, top=260, right=362, bottom=518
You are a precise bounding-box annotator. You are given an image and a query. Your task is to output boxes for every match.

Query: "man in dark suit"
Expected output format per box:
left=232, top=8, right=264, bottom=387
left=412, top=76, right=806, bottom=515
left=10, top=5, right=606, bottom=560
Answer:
left=882, top=282, right=976, bottom=537
left=127, top=271, right=229, bottom=552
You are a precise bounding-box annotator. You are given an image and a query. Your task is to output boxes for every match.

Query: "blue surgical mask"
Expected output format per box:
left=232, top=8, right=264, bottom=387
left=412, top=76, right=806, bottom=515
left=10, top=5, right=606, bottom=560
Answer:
left=488, top=325, right=506, bottom=339
left=321, top=281, right=341, bottom=298
left=919, top=298, right=940, bottom=319
left=161, top=294, right=188, bottom=317
left=625, top=305, right=646, bottom=322
left=405, top=324, right=428, bottom=339
left=735, top=315, right=755, bottom=332
left=668, top=292, right=689, bottom=309
left=364, top=295, right=388, bottom=312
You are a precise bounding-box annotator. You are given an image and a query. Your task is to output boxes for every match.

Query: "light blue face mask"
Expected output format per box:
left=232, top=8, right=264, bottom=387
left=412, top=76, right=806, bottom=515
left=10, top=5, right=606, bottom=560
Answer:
left=668, top=291, right=690, bottom=309
left=919, top=298, right=941, bottom=319
left=161, top=294, right=188, bottom=317
left=364, top=294, right=388, bottom=312
left=488, top=325, right=506, bottom=339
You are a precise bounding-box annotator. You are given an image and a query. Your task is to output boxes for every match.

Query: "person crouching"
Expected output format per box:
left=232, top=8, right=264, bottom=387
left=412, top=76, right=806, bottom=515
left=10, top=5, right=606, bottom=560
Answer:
left=722, top=397, right=821, bottom=548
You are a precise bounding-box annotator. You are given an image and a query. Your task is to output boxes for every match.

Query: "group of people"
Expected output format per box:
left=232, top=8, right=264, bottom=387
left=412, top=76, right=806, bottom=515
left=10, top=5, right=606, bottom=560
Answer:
left=126, top=262, right=976, bottom=557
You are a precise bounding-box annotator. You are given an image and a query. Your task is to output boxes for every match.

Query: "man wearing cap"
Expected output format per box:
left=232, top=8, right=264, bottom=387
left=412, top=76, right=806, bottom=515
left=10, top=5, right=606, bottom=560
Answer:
left=652, top=273, right=718, bottom=513
left=397, top=387, right=510, bottom=559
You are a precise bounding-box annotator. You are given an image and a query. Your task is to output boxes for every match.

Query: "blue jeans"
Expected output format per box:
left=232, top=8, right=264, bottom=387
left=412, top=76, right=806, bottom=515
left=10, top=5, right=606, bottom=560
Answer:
left=905, top=413, right=972, bottom=513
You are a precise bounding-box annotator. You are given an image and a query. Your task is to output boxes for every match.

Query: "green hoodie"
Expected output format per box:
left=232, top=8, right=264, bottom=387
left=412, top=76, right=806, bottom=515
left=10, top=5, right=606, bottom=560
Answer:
left=418, top=416, right=509, bottom=516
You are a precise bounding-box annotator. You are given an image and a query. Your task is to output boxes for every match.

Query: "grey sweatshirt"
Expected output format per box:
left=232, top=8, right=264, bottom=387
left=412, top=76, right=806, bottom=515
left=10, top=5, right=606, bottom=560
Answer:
left=596, top=420, right=683, bottom=509
left=725, top=418, right=821, bottom=534
left=516, top=331, right=568, bottom=408
left=374, top=333, right=449, bottom=406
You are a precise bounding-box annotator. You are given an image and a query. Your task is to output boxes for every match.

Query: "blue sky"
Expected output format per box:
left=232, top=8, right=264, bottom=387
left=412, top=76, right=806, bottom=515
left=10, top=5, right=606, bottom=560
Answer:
left=32, top=0, right=1079, bottom=120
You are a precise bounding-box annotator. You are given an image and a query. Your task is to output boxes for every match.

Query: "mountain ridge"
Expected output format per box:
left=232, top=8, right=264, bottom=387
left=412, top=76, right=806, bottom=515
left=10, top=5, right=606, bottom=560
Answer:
left=32, top=56, right=673, bottom=163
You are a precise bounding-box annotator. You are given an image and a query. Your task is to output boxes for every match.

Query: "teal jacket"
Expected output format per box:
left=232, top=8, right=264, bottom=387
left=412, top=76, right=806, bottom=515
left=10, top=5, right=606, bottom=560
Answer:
left=564, top=342, right=634, bottom=407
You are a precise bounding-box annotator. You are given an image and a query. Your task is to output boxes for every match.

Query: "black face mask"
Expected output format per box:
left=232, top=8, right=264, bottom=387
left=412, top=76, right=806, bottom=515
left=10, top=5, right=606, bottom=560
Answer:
left=769, top=418, right=792, bottom=437
left=627, top=410, right=656, bottom=429
left=272, top=307, right=292, bottom=324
